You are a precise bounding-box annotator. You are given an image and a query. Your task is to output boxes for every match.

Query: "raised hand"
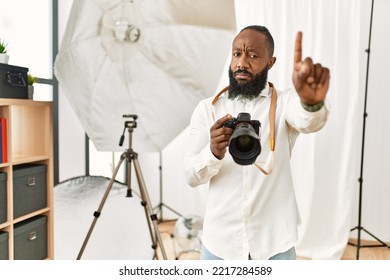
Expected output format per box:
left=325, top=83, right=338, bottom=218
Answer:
left=293, top=32, right=330, bottom=105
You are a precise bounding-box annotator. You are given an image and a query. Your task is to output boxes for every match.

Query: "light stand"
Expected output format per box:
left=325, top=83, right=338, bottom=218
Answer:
left=348, top=0, right=390, bottom=259
left=77, top=115, right=167, bottom=260
left=153, top=151, right=182, bottom=221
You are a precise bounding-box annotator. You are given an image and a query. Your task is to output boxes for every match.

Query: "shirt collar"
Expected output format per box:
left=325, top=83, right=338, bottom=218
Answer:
left=261, top=82, right=272, bottom=97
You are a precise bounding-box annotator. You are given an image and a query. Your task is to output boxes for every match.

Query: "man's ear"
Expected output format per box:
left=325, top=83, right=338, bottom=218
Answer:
left=268, top=57, right=277, bottom=69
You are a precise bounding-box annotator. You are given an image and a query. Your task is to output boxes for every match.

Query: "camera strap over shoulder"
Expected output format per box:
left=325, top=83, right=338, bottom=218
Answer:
left=211, top=82, right=277, bottom=175
left=267, top=82, right=277, bottom=152
left=254, top=82, right=277, bottom=175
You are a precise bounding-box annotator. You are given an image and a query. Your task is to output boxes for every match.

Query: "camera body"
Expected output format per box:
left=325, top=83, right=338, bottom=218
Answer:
left=223, top=112, right=261, bottom=165
left=224, top=112, right=260, bottom=135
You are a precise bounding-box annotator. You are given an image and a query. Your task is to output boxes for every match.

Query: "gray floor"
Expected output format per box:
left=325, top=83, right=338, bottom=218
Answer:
left=54, top=176, right=154, bottom=260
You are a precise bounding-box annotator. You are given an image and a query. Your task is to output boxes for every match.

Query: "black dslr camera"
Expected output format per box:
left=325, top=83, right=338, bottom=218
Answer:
left=223, top=112, right=261, bottom=165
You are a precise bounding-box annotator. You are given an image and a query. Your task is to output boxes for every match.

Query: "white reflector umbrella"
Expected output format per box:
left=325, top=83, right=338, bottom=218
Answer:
left=54, top=0, right=236, bottom=152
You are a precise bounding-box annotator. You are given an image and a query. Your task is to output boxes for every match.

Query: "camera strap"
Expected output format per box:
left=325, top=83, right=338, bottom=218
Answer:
left=254, top=82, right=277, bottom=175
left=211, top=82, right=277, bottom=175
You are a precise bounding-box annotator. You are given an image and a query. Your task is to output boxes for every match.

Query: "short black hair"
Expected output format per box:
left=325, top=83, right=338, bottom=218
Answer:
left=240, top=25, right=275, bottom=56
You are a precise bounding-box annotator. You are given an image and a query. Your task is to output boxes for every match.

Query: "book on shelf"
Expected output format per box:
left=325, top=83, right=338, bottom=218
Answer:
left=0, top=120, right=2, bottom=163
left=0, top=118, right=7, bottom=163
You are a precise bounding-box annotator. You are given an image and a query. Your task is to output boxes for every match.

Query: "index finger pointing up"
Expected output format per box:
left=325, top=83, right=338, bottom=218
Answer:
left=294, top=31, right=303, bottom=64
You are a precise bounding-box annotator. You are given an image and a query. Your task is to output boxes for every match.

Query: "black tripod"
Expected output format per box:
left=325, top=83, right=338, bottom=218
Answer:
left=348, top=0, right=390, bottom=259
left=77, top=115, right=167, bottom=260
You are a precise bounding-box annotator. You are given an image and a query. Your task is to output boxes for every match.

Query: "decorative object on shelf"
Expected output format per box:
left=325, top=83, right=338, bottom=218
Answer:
left=173, top=215, right=203, bottom=259
left=27, top=73, right=37, bottom=99
left=0, top=39, right=9, bottom=64
left=0, top=63, right=28, bottom=99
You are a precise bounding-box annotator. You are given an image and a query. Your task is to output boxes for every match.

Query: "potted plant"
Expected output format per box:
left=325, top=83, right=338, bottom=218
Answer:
left=27, top=73, right=38, bottom=99
left=0, top=39, right=9, bottom=64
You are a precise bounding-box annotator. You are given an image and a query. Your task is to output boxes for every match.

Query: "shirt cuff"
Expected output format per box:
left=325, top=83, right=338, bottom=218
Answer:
left=192, top=144, right=223, bottom=171
left=300, top=100, right=325, bottom=112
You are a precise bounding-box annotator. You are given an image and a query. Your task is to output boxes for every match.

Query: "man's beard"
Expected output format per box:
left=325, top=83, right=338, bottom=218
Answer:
left=228, top=67, right=268, bottom=100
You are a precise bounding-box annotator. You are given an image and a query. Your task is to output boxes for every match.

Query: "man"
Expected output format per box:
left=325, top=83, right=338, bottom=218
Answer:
left=183, top=25, right=330, bottom=260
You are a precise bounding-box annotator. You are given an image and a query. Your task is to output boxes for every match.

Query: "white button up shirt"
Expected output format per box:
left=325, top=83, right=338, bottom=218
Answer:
left=183, top=83, right=329, bottom=260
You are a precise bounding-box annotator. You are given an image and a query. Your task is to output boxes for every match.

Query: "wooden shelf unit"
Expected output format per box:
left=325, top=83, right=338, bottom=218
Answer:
left=0, top=98, right=53, bottom=260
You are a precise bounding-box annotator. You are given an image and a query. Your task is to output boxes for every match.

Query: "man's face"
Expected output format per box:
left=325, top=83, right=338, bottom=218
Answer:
left=228, top=29, right=275, bottom=99
left=228, top=67, right=268, bottom=99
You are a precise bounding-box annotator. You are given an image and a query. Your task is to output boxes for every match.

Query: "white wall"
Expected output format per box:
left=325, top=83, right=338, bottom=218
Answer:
left=58, top=0, right=86, bottom=181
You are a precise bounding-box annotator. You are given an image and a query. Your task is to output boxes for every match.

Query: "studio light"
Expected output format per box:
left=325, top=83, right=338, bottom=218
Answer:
left=54, top=0, right=236, bottom=152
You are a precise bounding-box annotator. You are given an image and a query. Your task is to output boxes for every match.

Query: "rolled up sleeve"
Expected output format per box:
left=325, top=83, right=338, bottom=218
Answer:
left=285, top=90, right=330, bottom=134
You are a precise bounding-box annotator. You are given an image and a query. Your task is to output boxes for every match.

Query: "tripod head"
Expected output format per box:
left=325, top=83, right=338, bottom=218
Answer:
left=123, top=114, right=138, bottom=128
left=119, top=114, right=138, bottom=147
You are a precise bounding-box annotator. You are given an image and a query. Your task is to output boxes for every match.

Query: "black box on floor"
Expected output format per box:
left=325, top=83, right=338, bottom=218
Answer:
left=13, top=164, right=47, bottom=218
left=0, top=63, right=28, bottom=99
left=14, top=215, right=47, bottom=260
left=0, top=231, right=8, bottom=260
left=0, top=172, right=6, bottom=224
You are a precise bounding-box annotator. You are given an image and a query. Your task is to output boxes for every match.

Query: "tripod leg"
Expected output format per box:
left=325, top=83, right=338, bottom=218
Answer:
left=154, top=203, right=182, bottom=221
left=362, top=228, right=390, bottom=248
left=139, top=191, right=159, bottom=259
left=76, top=153, right=126, bottom=260
left=133, top=157, right=168, bottom=260
left=128, top=154, right=158, bottom=259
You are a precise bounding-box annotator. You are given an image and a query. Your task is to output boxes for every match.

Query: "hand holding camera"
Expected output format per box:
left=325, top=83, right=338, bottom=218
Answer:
left=210, top=112, right=261, bottom=165
left=223, top=113, right=261, bottom=165
left=210, top=114, right=234, bottom=160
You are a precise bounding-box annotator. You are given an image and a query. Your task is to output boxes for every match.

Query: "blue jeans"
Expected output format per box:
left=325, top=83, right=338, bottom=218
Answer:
left=201, top=245, right=296, bottom=260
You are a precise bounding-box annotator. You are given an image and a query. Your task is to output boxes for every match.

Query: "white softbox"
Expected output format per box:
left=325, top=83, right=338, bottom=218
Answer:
left=54, top=0, right=236, bottom=152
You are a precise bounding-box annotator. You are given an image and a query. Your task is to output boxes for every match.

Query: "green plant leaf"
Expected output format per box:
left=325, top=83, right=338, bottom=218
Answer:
left=0, top=39, right=8, bottom=53
left=28, top=73, right=38, bottom=85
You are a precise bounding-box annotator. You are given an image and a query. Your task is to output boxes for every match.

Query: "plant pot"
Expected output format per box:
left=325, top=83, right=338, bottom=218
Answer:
left=0, top=53, right=9, bottom=64
left=28, top=85, right=34, bottom=99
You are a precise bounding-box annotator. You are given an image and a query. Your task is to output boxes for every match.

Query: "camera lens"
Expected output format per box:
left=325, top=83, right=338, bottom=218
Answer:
left=228, top=123, right=261, bottom=165
left=235, top=135, right=254, bottom=152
